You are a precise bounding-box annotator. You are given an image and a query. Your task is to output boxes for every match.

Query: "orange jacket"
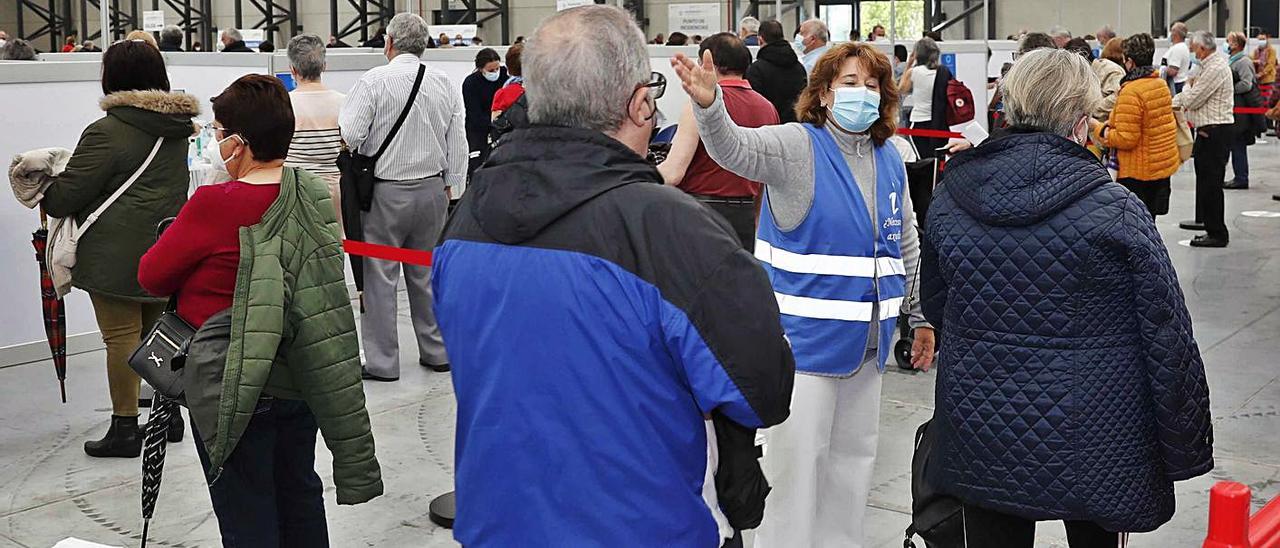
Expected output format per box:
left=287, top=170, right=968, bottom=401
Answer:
left=1094, top=72, right=1181, bottom=181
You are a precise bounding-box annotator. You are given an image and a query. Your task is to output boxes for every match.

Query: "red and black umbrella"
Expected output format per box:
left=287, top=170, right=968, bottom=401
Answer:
left=32, top=210, right=67, bottom=403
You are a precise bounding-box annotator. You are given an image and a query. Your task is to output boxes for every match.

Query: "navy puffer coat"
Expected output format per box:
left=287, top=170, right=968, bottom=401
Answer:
left=920, top=130, right=1213, bottom=533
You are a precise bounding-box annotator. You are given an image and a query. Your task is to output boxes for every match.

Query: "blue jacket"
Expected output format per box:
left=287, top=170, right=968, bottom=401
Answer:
left=756, top=125, right=907, bottom=376
left=920, top=131, right=1213, bottom=532
left=433, top=126, right=794, bottom=546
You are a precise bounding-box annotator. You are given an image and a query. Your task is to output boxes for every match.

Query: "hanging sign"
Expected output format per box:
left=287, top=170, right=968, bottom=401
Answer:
left=142, top=11, right=165, bottom=32
left=557, top=0, right=595, bottom=10
left=667, top=4, right=719, bottom=36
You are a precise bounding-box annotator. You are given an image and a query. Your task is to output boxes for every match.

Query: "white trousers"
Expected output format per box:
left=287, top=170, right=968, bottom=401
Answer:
left=754, top=362, right=883, bottom=548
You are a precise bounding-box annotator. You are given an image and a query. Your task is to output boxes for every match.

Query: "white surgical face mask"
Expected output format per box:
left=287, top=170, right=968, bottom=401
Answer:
left=483, top=70, right=501, bottom=82
left=203, top=134, right=238, bottom=178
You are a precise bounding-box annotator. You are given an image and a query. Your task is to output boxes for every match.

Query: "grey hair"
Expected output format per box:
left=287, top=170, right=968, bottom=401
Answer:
left=1189, top=30, right=1217, bottom=51
left=740, top=16, right=760, bottom=34
left=1096, top=25, right=1115, bottom=41
left=1001, top=48, right=1101, bottom=137
left=160, top=25, right=182, bottom=44
left=1170, top=22, right=1188, bottom=39
left=223, top=28, right=243, bottom=42
left=914, top=37, right=940, bottom=70
left=288, top=34, right=326, bottom=81
left=525, top=5, right=650, bottom=133
left=802, top=19, right=830, bottom=43
left=1227, top=31, right=1247, bottom=50
left=1048, top=26, right=1072, bottom=39
left=2, top=39, right=36, bottom=60
left=387, top=12, right=429, bottom=56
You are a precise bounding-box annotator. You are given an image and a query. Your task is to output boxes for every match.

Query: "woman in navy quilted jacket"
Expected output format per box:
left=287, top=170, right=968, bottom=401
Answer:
left=921, top=48, right=1213, bottom=547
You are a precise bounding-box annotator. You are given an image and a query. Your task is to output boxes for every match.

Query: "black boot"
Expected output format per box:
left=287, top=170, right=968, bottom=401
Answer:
left=84, top=415, right=142, bottom=458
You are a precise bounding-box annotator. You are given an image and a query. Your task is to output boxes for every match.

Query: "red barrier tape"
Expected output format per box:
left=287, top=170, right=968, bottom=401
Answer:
left=1234, top=106, right=1271, bottom=115
left=343, top=239, right=433, bottom=266
left=896, top=127, right=964, bottom=139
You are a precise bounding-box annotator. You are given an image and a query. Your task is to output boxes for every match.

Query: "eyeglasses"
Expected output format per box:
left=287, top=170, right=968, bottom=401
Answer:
left=210, top=125, right=247, bottom=144
left=639, top=72, right=667, bottom=100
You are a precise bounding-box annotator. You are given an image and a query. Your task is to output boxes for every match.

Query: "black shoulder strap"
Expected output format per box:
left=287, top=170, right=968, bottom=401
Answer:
left=373, top=63, right=426, bottom=161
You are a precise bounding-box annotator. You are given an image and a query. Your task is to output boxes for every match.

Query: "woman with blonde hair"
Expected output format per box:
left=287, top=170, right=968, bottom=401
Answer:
left=674, top=41, right=935, bottom=546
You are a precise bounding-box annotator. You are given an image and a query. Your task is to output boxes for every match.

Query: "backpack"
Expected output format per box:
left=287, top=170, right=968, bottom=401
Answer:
left=945, top=79, right=975, bottom=126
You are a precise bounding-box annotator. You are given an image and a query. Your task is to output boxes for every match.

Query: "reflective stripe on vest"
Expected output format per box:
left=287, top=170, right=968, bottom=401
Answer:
left=756, top=124, right=907, bottom=375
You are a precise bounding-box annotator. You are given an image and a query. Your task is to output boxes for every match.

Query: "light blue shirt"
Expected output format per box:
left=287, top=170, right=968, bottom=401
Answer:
left=802, top=43, right=832, bottom=74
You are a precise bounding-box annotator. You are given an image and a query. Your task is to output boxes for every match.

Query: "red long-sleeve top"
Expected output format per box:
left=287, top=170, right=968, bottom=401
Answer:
left=138, top=181, right=280, bottom=327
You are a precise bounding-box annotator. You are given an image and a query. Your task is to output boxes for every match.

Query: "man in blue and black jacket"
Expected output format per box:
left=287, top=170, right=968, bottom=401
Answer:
left=431, top=6, right=795, bottom=547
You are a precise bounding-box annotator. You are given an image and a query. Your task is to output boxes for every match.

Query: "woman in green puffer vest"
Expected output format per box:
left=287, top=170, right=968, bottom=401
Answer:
left=138, top=75, right=382, bottom=546
left=41, top=40, right=197, bottom=458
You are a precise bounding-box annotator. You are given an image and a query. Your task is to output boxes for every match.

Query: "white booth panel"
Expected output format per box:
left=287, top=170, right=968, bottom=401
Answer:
left=0, top=74, right=111, bottom=353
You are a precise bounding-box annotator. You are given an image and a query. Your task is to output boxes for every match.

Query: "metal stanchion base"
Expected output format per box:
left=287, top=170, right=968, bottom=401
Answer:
left=429, top=491, right=456, bottom=529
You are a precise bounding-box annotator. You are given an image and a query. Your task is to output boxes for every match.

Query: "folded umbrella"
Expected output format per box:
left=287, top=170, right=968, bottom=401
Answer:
left=32, top=210, right=67, bottom=403
left=139, top=394, right=177, bottom=548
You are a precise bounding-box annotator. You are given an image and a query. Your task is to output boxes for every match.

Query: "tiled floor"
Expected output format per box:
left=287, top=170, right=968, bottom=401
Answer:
left=2, top=144, right=1279, bottom=547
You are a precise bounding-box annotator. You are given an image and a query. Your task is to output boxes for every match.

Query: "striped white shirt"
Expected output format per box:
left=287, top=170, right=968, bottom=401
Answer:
left=1173, top=52, right=1235, bottom=128
left=286, top=88, right=346, bottom=180
left=338, top=54, right=468, bottom=192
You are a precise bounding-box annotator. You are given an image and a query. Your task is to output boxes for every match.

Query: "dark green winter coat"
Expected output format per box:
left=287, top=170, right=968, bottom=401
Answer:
left=201, top=167, right=382, bottom=505
left=42, top=90, right=199, bottom=301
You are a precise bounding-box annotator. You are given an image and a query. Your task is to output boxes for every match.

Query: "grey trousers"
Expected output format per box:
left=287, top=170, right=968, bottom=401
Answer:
left=361, top=177, right=449, bottom=377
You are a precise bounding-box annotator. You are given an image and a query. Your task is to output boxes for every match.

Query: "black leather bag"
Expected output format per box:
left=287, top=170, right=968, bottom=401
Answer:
left=905, top=419, right=965, bottom=548
left=128, top=298, right=195, bottom=401
left=337, top=63, right=426, bottom=213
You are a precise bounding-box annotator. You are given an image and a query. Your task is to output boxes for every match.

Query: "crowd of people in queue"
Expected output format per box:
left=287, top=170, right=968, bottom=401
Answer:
left=27, top=6, right=1280, bottom=546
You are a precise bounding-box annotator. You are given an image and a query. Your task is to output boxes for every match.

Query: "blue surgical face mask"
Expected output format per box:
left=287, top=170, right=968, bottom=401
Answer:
left=829, top=86, right=881, bottom=133
left=794, top=34, right=806, bottom=52
left=483, top=70, right=501, bottom=82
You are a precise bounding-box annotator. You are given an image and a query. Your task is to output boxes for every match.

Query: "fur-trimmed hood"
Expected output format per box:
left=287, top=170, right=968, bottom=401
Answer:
left=99, top=90, right=200, bottom=138
left=100, top=89, right=200, bottom=115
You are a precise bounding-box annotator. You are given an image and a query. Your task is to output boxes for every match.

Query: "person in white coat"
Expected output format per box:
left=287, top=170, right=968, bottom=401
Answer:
left=673, top=41, right=936, bottom=547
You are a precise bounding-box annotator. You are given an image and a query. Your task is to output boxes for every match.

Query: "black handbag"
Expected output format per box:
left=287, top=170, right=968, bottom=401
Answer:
left=128, top=297, right=195, bottom=401
left=337, top=62, right=426, bottom=212
left=905, top=419, right=965, bottom=548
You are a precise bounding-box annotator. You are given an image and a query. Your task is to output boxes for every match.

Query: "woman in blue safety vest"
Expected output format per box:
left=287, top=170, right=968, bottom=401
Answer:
left=673, top=42, right=936, bottom=546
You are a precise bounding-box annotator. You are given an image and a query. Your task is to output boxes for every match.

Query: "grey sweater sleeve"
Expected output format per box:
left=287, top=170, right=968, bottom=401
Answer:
left=692, top=86, right=816, bottom=230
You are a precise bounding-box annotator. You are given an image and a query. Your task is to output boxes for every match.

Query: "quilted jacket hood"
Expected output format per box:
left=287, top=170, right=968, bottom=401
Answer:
left=944, top=131, right=1110, bottom=227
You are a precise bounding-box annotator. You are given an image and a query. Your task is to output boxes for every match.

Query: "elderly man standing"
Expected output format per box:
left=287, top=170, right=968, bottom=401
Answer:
left=1164, top=22, right=1192, bottom=93
left=340, top=12, right=466, bottom=380
left=739, top=16, right=761, bottom=46
left=431, top=6, right=794, bottom=546
left=1095, top=25, right=1116, bottom=46
left=1048, top=25, right=1072, bottom=48
left=1174, top=30, right=1235, bottom=248
left=219, top=28, right=254, bottom=52
left=797, top=18, right=831, bottom=73
left=158, top=25, right=183, bottom=51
